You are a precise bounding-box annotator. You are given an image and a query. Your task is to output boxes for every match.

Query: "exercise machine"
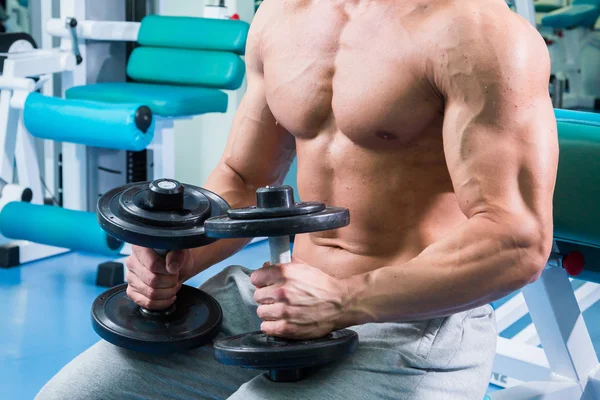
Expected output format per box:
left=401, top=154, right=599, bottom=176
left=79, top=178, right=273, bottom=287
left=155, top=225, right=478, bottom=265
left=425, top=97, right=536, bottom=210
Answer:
left=489, top=109, right=600, bottom=399
left=0, top=28, right=128, bottom=264
left=0, top=0, right=253, bottom=269
left=510, top=1, right=600, bottom=110
left=542, top=0, right=600, bottom=109
left=42, top=0, right=252, bottom=211
left=0, top=0, right=30, bottom=33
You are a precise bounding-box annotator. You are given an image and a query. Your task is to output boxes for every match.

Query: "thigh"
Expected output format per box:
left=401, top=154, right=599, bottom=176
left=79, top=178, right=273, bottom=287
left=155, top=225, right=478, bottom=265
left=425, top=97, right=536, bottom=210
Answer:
left=228, top=305, right=496, bottom=400
left=37, top=266, right=262, bottom=400
left=36, top=339, right=259, bottom=400
left=409, top=305, right=497, bottom=400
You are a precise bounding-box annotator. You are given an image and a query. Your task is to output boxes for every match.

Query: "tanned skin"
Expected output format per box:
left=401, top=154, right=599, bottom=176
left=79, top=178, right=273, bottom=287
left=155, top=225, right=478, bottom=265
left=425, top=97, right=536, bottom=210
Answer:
left=125, top=0, right=558, bottom=339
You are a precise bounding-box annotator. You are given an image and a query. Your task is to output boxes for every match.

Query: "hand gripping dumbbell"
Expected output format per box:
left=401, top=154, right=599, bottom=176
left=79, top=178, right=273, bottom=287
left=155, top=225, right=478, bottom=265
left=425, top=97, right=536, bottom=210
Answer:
left=205, top=185, right=359, bottom=382
left=92, top=179, right=229, bottom=353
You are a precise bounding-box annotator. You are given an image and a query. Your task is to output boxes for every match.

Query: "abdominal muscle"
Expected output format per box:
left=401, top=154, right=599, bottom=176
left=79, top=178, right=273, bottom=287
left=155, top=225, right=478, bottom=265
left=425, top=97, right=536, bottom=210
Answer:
left=288, top=128, right=468, bottom=280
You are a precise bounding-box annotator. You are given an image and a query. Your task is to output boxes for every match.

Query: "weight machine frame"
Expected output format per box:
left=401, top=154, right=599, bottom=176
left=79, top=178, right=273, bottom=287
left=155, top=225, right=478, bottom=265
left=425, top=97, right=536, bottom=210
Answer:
left=490, top=243, right=600, bottom=399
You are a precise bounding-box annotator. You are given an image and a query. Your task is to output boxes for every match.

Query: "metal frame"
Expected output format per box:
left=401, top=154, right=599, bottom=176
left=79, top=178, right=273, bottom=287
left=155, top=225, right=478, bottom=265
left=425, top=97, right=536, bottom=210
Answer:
left=0, top=50, right=79, bottom=264
left=58, top=0, right=88, bottom=212
left=490, top=243, right=600, bottom=399
left=46, top=19, right=141, bottom=41
left=512, top=0, right=600, bottom=109
left=552, top=28, right=600, bottom=110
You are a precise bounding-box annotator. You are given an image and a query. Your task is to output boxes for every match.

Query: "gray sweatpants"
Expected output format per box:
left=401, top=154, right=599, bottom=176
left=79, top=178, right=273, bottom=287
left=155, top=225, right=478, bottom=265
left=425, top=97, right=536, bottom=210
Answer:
left=36, top=266, right=497, bottom=400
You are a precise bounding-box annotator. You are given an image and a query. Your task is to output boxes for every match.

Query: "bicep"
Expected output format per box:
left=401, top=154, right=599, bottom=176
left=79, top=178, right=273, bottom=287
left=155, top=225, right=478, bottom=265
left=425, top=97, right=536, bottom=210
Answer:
left=444, top=103, right=557, bottom=229
left=441, top=31, right=558, bottom=226
left=220, top=70, right=296, bottom=189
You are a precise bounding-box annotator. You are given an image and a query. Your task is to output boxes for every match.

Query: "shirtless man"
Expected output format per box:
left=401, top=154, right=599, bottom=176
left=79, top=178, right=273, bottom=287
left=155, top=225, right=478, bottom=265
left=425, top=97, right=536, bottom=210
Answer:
left=36, top=0, right=558, bottom=399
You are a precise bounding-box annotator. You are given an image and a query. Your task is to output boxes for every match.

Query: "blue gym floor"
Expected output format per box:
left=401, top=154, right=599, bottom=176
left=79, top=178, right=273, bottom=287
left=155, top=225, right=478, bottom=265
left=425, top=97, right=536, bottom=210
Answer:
left=2, top=240, right=600, bottom=399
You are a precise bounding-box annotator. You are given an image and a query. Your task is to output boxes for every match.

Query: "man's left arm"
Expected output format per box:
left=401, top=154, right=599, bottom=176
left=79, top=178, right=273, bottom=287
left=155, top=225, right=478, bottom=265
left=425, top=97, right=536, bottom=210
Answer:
left=342, top=17, right=559, bottom=324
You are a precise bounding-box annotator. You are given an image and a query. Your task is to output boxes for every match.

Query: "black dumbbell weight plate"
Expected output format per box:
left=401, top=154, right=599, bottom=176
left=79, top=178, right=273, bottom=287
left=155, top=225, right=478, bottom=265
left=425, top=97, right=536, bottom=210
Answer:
left=92, top=284, right=223, bottom=354
left=97, top=180, right=229, bottom=249
left=227, top=202, right=326, bottom=219
left=205, top=207, right=350, bottom=238
left=214, top=330, right=358, bottom=380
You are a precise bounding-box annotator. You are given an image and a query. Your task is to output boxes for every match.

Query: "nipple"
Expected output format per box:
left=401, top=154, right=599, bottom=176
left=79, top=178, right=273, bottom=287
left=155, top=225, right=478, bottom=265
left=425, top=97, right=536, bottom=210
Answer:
left=376, top=131, right=399, bottom=141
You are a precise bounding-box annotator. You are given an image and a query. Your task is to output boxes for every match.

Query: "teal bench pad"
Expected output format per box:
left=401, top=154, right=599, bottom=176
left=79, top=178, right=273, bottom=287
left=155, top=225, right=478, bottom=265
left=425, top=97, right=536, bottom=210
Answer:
left=542, top=1, right=600, bottom=29
left=138, top=15, right=249, bottom=55
left=535, top=3, right=562, bottom=13
left=65, top=83, right=228, bottom=117
left=24, top=92, right=154, bottom=151
left=127, top=47, right=245, bottom=90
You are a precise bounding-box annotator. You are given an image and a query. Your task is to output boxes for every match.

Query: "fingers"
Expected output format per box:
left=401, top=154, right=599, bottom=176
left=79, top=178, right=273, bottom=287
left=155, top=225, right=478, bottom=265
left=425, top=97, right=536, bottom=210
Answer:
left=125, top=255, right=179, bottom=288
left=257, top=303, right=290, bottom=321
left=125, top=269, right=181, bottom=310
left=126, top=269, right=181, bottom=299
left=132, top=245, right=174, bottom=275
left=250, top=263, right=284, bottom=288
left=125, top=247, right=182, bottom=310
left=166, top=250, right=188, bottom=275
left=260, top=320, right=307, bottom=339
left=126, top=284, right=177, bottom=310
left=254, top=284, right=288, bottom=305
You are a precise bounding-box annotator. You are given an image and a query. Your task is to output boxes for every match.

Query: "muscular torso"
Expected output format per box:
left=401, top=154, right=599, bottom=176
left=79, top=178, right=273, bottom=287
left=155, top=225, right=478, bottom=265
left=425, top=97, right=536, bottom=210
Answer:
left=258, top=0, right=472, bottom=278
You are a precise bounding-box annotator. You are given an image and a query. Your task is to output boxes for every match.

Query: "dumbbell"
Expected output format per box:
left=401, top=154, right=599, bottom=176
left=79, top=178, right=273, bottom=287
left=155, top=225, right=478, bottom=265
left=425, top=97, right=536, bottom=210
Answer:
left=205, top=185, right=359, bottom=382
left=92, top=179, right=229, bottom=353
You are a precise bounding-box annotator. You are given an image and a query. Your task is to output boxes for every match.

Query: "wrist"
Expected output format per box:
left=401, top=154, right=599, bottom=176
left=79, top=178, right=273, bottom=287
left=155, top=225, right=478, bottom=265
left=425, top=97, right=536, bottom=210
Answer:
left=337, top=272, right=375, bottom=328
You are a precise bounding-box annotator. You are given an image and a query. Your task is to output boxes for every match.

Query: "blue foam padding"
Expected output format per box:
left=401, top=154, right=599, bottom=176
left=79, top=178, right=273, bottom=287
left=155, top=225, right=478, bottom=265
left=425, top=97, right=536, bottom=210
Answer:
left=138, top=15, right=249, bottom=55
left=66, top=83, right=228, bottom=117
left=23, top=93, right=155, bottom=151
left=555, top=107, right=600, bottom=127
left=0, top=202, right=123, bottom=256
left=542, top=3, right=600, bottom=29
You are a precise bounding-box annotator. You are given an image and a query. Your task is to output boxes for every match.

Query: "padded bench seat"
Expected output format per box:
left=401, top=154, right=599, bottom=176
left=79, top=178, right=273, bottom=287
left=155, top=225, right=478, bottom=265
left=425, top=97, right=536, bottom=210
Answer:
left=542, top=3, right=600, bottom=29
left=552, top=109, right=600, bottom=280
left=65, top=82, right=228, bottom=117
left=535, top=3, right=563, bottom=13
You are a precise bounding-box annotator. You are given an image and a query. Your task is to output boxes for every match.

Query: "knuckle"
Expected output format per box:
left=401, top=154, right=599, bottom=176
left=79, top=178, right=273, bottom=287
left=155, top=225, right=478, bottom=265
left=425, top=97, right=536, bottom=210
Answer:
left=276, top=287, right=288, bottom=301
left=147, top=273, right=160, bottom=287
left=146, top=287, right=157, bottom=299
left=280, top=305, right=290, bottom=319
left=148, top=259, right=161, bottom=272
left=278, top=264, right=288, bottom=276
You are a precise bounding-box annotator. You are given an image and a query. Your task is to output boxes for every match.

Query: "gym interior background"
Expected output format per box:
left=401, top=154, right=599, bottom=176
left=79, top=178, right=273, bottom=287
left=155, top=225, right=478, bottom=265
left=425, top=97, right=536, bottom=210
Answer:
left=0, top=0, right=599, bottom=399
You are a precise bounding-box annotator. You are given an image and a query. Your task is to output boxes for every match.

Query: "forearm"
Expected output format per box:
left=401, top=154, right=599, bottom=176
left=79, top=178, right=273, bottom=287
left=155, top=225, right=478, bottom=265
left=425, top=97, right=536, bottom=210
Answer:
left=343, top=213, right=550, bottom=325
left=187, top=162, right=257, bottom=274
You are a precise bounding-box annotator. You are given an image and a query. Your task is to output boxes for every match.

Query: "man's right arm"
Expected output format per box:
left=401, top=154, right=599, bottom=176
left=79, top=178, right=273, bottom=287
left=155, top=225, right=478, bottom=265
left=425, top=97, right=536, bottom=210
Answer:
left=188, top=10, right=296, bottom=274
left=125, top=8, right=295, bottom=309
